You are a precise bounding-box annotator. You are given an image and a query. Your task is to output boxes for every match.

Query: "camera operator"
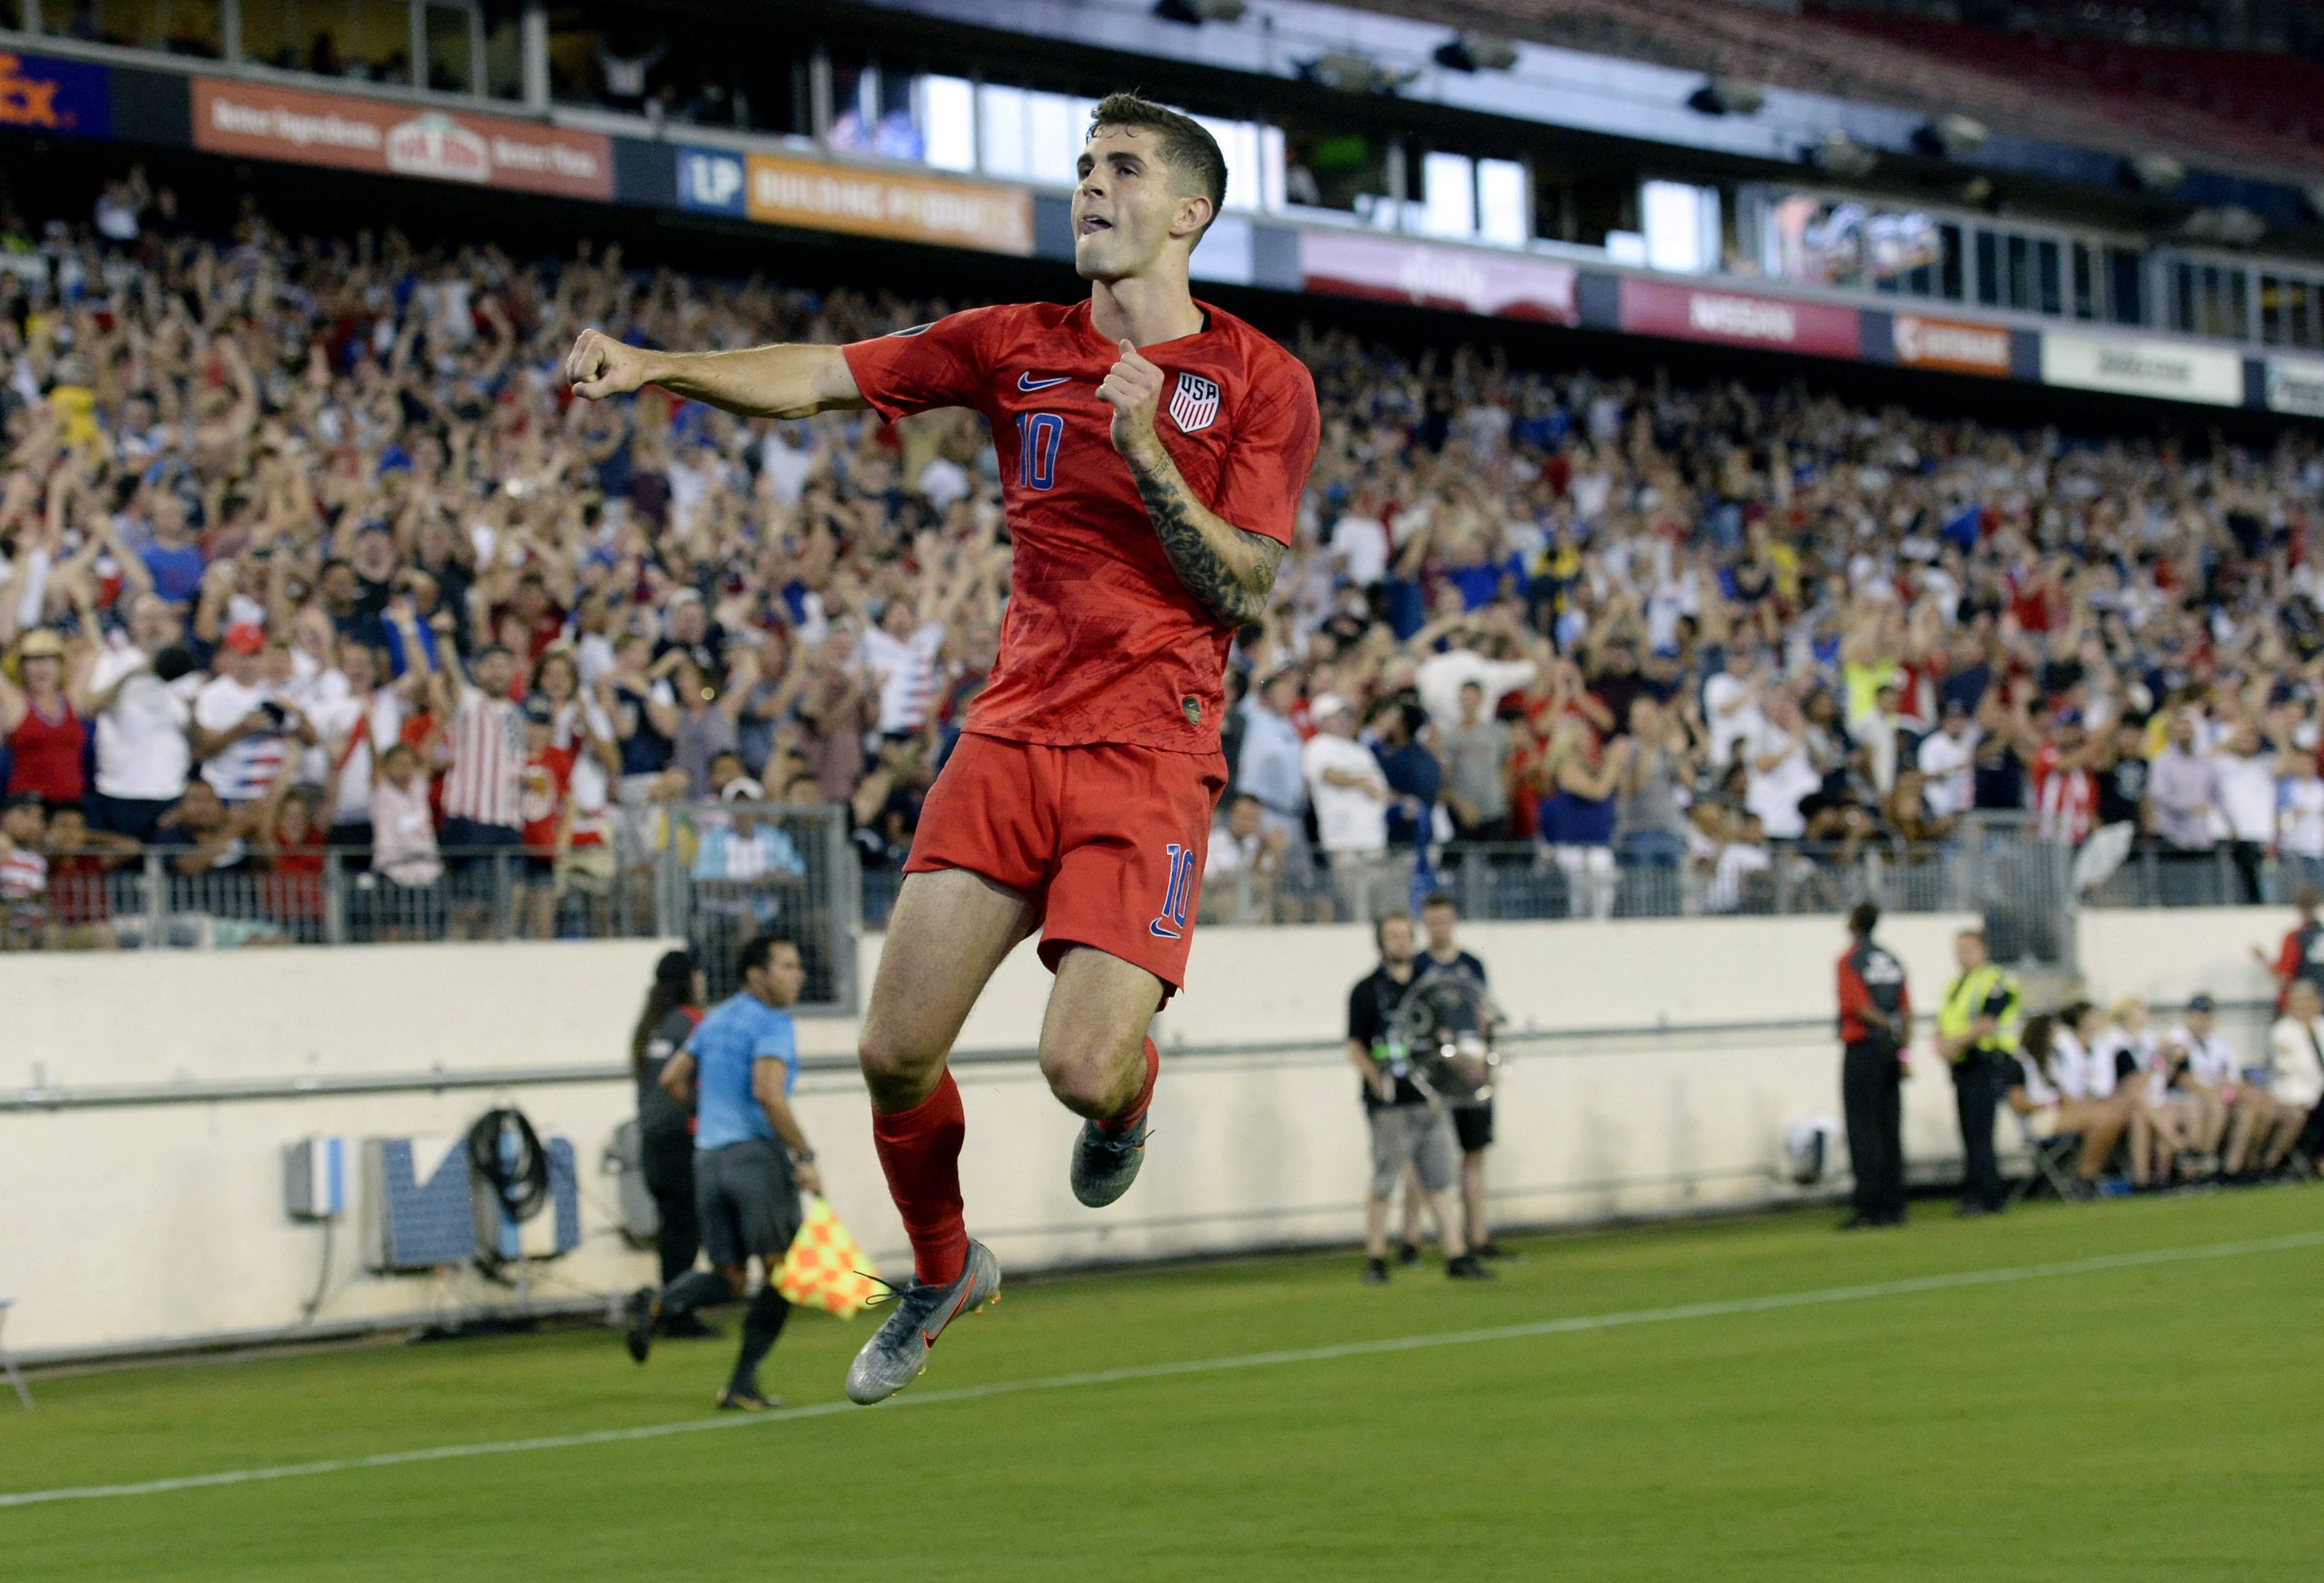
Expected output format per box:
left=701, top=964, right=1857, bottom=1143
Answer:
left=1395, top=892, right=1503, bottom=1260
left=1346, top=912, right=1492, bottom=1284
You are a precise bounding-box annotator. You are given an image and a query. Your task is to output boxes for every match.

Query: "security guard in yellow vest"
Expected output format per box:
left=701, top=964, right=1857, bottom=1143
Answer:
left=1935, top=927, right=2022, bottom=1216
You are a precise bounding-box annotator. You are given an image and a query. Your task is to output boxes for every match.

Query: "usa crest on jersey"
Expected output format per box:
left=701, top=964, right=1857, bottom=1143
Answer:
left=1167, top=371, right=1221, bottom=434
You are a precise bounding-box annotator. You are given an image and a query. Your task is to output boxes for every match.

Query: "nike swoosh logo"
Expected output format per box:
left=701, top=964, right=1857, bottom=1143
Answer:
left=922, top=1277, right=980, bottom=1348
left=1017, top=372, right=1070, bottom=391
left=1148, top=920, right=1184, bottom=939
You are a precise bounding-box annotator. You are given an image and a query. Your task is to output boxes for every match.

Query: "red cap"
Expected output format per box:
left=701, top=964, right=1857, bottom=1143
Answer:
left=222, top=623, right=265, bottom=655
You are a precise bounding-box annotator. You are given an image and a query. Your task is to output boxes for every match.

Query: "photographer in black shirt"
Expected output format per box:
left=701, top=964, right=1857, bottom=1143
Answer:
left=1347, top=914, right=1493, bottom=1284
left=631, top=948, right=718, bottom=1338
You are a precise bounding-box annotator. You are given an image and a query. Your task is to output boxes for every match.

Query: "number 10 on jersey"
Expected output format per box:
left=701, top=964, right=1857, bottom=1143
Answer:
left=1018, top=413, right=1063, bottom=491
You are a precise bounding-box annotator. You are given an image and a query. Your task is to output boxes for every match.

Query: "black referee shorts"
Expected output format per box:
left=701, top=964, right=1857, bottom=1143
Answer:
left=694, top=1138, right=802, bottom=1269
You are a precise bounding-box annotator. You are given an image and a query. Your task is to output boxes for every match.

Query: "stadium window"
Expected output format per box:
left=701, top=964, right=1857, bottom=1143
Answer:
left=1282, top=123, right=1390, bottom=216
left=1937, top=223, right=1965, bottom=300
left=1973, top=230, right=1999, bottom=307
left=2170, top=262, right=2196, bottom=334
left=480, top=0, right=522, bottom=100
left=241, top=0, right=410, bottom=84
left=2035, top=239, right=2063, bottom=317
left=1640, top=180, right=1718, bottom=274
left=423, top=1, right=480, bottom=95
left=1478, top=159, right=1527, bottom=247
left=2071, top=242, right=2096, bottom=320
left=920, top=75, right=976, bottom=172
left=1418, top=151, right=1475, bottom=239
left=2004, top=232, right=2032, bottom=310
left=59, top=0, right=223, bottom=56
left=2108, top=248, right=2144, bottom=326
left=1190, top=115, right=1265, bottom=213
left=978, top=84, right=1030, bottom=182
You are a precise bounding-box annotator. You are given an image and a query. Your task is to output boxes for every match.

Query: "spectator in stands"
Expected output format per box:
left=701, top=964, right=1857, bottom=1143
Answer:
left=1202, top=792, right=1285, bottom=925
left=369, top=741, right=444, bottom=939
left=2211, top=723, right=2276, bottom=905
left=1304, top=693, right=1395, bottom=922
left=1, top=629, right=87, bottom=807
left=1370, top=697, right=1440, bottom=874
left=75, top=594, right=193, bottom=841
left=1613, top=694, right=1693, bottom=911
left=1235, top=665, right=1310, bottom=845
left=192, top=624, right=310, bottom=805
left=1541, top=716, right=1625, bottom=920
left=0, top=792, right=47, bottom=948
left=2275, top=753, right=2324, bottom=897
left=438, top=636, right=525, bottom=937
left=2147, top=714, right=2221, bottom=904
left=1437, top=680, right=1512, bottom=849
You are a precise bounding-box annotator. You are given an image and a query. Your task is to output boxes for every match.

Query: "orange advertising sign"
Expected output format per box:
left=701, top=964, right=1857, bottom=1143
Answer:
left=191, top=79, right=613, bottom=201
left=1891, top=311, right=2014, bottom=378
left=743, top=152, right=1033, bottom=255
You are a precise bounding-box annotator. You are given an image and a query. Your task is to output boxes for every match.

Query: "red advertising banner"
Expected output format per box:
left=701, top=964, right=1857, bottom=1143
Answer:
left=192, top=79, right=613, bottom=201
left=1301, top=231, right=1579, bottom=324
left=1891, top=311, right=2013, bottom=378
left=1617, top=278, right=1861, bottom=359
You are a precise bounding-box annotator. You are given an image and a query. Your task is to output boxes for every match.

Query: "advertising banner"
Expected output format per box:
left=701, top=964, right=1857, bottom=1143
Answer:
left=2264, top=356, right=2324, bottom=418
left=0, top=50, right=111, bottom=138
left=1298, top=231, right=1579, bottom=322
left=2038, top=330, right=2241, bottom=407
left=742, top=152, right=1032, bottom=254
left=675, top=146, right=746, bottom=215
left=1617, top=278, right=1861, bottom=358
left=1890, top=311, right=2013, bottom=378
left=191, top=79, right=613, bottom=200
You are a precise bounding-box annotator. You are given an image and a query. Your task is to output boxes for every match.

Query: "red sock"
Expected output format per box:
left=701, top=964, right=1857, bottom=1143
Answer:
left=871, top=1071, right=968, bottom=1286
left=1098, top=1037, right=1160, bottom=1134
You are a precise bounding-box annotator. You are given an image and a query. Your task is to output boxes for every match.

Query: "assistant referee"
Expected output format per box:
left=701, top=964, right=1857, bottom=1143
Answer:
left=622, top=932, right=824, bottom=1410
left=1836, top=903, right=1912, bottom=1230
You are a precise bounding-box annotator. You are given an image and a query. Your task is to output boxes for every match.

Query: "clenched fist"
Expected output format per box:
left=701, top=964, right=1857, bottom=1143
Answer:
left=1097, top=338, right=1164, bottom=463
left=564, top=329, right=655, bottom=401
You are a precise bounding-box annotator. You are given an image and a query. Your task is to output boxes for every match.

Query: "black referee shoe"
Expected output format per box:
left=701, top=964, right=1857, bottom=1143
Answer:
left=1396, top=1242, right=1422, bottom=1266
left=1362, top=1257, right=1389, bottom=1284
left=1446, top=1254, right=1496, bottom=1280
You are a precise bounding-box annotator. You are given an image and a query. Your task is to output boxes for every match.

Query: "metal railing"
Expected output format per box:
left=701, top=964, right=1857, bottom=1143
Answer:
left=2, top=806, right=2112, bottom=983
left=5, top=801, right=862, bottom=1010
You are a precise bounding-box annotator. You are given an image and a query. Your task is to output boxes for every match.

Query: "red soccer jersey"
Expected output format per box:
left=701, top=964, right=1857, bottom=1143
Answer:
left=842, top=298, right=1319, bottom=755
left=519, top=745, right=574, bottom=854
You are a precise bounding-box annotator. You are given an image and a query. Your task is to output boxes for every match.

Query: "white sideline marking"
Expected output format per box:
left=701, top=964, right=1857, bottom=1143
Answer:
left=5, top=1230, right=2318, bottom=1510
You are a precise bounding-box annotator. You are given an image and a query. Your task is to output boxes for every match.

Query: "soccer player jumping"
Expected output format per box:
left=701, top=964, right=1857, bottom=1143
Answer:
left=566, top=94, right=1320, bottom=1404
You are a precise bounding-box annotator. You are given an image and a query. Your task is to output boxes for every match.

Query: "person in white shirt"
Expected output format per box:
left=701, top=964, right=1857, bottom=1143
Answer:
left=74, top=592, right=195, bottom=840
left=1915, top=698, right=1981, bottom=819
left=2250, top=979, right=2324, bottom=1176
left=1743, top=691, right=1818, bottom=842
left=2210, top=723, right=2276, bottom=905
left=1200, top=792, right=1285, bottom=925
left=2005, top=1009, right=2131, bottom=1189
left=2164, top=995, right=2240, bottom=1174
left=2274, top=751, right=2324, bottom=893
left=1326, top=502, right=1391, bottom=588
left=1302, top=693, right=1400, bottom=923
left=2100, top=997, right=2189, bottom=1188
left=1701, top=647, right=1765, bottom=772
left=192, top=624, right=313, bottom=805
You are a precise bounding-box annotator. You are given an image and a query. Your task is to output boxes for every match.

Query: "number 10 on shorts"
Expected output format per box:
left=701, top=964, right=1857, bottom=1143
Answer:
left=1149, top=842, right=1195, bottom=939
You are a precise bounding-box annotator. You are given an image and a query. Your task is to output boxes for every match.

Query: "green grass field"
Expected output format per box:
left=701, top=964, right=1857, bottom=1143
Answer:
left=6, top=1187, right=2319, bottom=1581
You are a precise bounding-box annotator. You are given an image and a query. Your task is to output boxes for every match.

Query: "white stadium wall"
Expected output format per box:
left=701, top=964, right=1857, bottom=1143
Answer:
left=2, top=907, right=2287, bottom=1360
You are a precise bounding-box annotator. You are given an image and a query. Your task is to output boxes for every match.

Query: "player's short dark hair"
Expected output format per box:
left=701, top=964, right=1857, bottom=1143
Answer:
left=1422, top=890, right=1457, bottom=914
left=736, top=931, right=798, bottom=981
left=1088, top=92, right=1226, bottom=237
left=1848, top=901, right=1879, bottom=937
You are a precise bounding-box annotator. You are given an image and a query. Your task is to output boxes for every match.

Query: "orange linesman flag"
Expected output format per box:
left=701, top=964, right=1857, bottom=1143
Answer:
left=774, top=1196, right=881, bottom=1319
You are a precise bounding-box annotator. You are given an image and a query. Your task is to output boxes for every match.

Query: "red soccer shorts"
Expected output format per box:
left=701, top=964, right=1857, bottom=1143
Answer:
left=904, top=733, right=1228, bottom=993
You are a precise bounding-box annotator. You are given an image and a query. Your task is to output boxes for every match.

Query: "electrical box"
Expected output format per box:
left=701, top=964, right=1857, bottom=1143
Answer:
left=283, top=1136, right=350, bottom=1221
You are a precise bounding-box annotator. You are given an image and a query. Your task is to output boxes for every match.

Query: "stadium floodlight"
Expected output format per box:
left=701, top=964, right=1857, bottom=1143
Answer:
left=1807, top=130, right=1879, bottom=180
left=1687, top=75, right=1766, bottom=116
left=1913, top=113, right=1988, bottom=161
left=1153, top=0, right=1248, bottom=23
left=1433, top=32, right=1521, bottom=73
left=1297, top=50, right=1421, bottom=93
left=2123, top=152, right=2186, bottom=193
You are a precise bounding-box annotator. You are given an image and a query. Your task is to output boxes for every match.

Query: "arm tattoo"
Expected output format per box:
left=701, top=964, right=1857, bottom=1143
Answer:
left=1129, top=457, right=1286, bottom=625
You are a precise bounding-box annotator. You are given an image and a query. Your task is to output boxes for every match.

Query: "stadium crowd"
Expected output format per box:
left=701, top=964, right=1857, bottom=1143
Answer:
left=3, top=166, right=2324, bottom=947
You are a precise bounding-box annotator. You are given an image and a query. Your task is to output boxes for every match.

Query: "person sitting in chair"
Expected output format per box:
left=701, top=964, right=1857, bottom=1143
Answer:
left=2006, top=1013, right=2130, bottom=1196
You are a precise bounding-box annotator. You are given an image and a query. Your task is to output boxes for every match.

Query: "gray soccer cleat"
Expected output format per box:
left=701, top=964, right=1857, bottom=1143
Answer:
left=1069, top=1115, right=1148, bottom=1207
left=845, top=1239, right=1002, bottom=1405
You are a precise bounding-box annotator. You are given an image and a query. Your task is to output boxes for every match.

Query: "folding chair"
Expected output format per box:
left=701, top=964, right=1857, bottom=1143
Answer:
left=2013, top=1114, right=2084, bottom=1203
left=0, top=1299, right=29, bottom=1409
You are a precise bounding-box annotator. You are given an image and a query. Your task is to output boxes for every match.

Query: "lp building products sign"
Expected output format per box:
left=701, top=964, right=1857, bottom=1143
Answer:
left=737, top=152, right=1032, bottom=255
left=192, top=79, right=613, bottom=200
